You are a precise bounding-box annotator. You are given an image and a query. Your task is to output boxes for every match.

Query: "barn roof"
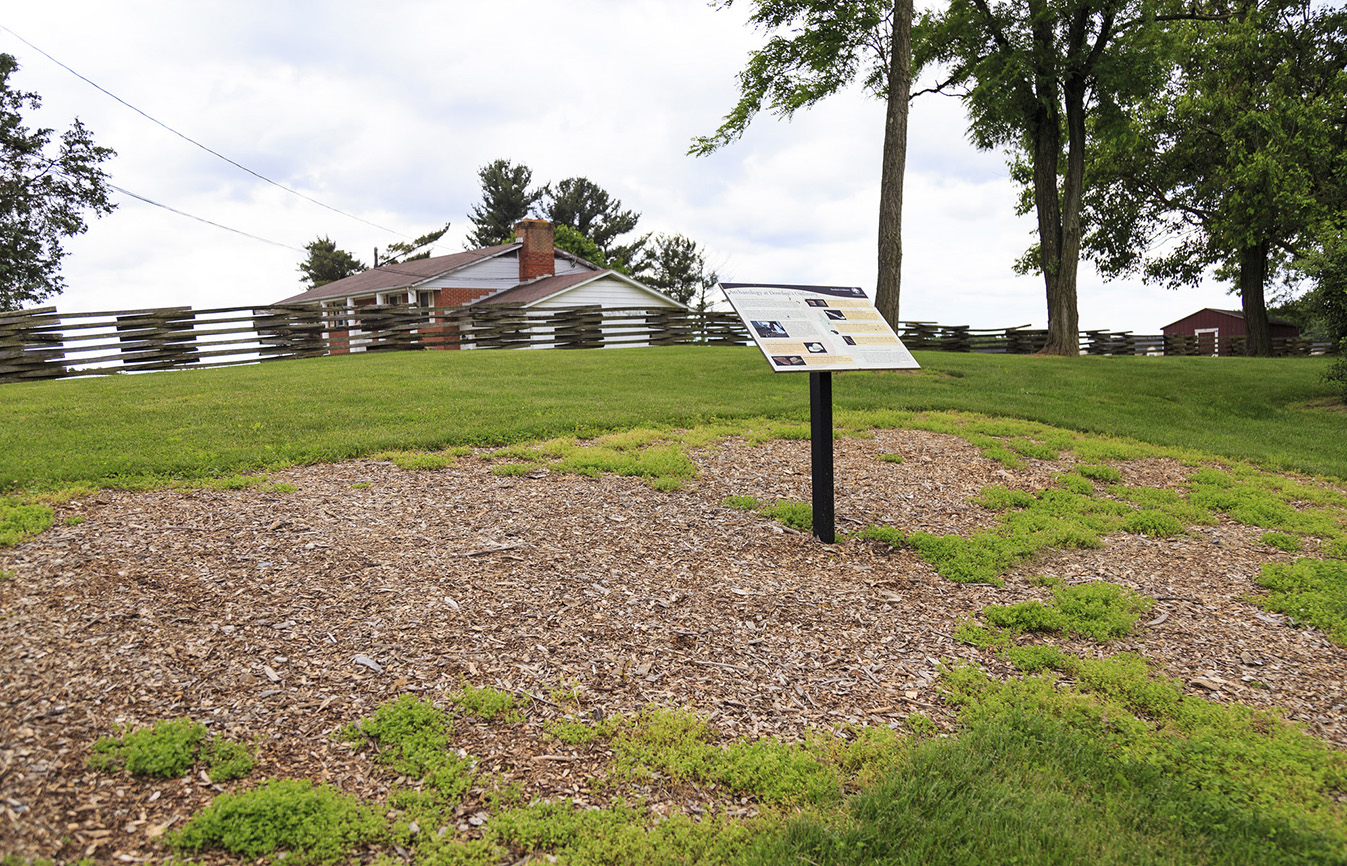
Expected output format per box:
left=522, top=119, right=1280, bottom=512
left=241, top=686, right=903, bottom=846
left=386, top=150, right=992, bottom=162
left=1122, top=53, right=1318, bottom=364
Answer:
left=1161, top=307, right=1298, bottom=330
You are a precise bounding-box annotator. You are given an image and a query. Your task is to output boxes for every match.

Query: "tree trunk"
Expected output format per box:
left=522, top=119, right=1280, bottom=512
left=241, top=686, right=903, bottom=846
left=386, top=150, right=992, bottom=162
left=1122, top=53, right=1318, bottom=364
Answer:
left=875, top=0, right=911, bottom=330
left=1026, top=0, right=1076, bottom=356
left=1041, top=76, right=1087, bottom=356
left=1030, top=111, right=1073, bottom=355
left=1240, top=241, right=1272, bottom=356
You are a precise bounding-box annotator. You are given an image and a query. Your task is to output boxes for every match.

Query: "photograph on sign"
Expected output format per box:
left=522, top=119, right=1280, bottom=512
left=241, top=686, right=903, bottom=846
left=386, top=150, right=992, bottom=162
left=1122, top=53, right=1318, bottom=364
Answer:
left=720, top=282, right=920, bottom=372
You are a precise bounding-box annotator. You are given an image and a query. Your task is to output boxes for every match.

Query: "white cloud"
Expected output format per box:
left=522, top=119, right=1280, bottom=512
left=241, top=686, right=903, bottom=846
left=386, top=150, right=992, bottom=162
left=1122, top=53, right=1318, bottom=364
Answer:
left=4, top=1, right=1231, bottom=333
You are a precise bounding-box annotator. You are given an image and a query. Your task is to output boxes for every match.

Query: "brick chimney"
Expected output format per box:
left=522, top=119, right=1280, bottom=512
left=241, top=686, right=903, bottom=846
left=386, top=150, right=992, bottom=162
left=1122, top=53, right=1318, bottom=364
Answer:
left=515, top=219, right=555, bottom=282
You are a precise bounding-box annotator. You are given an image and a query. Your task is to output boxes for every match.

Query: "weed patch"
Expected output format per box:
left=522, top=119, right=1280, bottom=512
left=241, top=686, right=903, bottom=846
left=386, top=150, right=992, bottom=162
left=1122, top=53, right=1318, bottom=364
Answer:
left=340, top=694, right=477, bottom=802
left=0, top=500, right=53, bottom=547
left=722, top=495, right=813, bottom=533
left=544, top=717, right=617, bottom=746
left=1261, top=531, right=1303, bottom=553
left=486, top=798, right=761, bottom=866
left=977, top=581, right=1153, bottom=643
left=609, top=708, right=904, bottom=809
left=1077, top=463, right=1123, bottom=483
left=1189, top=468, right=1344, bottom=539
left=1253, top=558, right=1347, bottom=645
left=448, top=682, right=527, bottom=722
left=855, top=524, right=905, bottom=547
left=171, top=779, right=384, bottom=864
left=87, top=718, right=254, bottom=782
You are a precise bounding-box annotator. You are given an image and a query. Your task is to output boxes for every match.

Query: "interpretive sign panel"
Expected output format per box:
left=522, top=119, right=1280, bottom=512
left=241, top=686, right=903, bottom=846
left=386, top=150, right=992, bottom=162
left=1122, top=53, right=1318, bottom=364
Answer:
left=720, top=282, right=919, bottom=372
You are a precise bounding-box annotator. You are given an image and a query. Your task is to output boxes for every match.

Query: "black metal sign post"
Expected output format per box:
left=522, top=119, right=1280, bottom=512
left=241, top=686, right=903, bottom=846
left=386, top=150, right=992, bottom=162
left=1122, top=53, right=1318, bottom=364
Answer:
left=810, top=371, right=835, bottom=543
left=718, top=282, right=919, bottom=545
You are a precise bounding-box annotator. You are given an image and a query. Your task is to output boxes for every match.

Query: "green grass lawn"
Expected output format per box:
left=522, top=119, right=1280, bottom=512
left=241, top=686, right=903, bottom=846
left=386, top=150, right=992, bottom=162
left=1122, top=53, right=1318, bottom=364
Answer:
left=1, top=347, right=1343, bottom=491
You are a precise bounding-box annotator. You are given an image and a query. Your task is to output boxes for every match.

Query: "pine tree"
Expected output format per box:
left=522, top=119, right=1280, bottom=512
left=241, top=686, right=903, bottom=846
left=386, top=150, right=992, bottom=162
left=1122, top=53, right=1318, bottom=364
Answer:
left=298, top=237, right=366, bottom=288
left=466, top=159, right=542, bottom=247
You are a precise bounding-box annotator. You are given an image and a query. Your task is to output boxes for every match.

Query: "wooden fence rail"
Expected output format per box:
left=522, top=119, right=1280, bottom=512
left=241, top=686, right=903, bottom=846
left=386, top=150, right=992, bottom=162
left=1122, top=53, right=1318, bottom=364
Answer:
left=0, top=302, right=1337, bottom=383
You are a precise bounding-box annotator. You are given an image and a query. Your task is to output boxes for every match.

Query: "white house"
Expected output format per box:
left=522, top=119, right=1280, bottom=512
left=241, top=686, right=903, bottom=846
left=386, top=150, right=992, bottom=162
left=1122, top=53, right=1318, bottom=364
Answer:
left=277, top=220, right=686, bottom=350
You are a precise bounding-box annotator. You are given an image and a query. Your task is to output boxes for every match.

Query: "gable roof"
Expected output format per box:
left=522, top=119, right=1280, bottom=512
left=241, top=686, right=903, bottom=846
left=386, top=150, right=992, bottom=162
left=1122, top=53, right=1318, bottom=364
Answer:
left=278, top=243, right=517, bottom=304
left=473, top=269, right=686, bottom=309
left=1161, top=307, right=1298, bottom=330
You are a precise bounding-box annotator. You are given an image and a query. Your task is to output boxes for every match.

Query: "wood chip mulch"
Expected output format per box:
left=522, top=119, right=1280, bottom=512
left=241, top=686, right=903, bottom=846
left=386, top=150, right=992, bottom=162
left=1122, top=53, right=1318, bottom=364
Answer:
left=2, top=428, right=1345, bottom=863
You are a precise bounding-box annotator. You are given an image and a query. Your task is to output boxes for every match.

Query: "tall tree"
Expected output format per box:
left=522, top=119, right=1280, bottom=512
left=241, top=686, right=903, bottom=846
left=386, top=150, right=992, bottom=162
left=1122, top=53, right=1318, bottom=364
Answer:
left=542, top=177, right=644, bottom=266
left=692, top=0, right=911, bottom=329
left=553, top=223, right=619, bottom=271
left=638, top=233, right=719, bottom=306
left=466, top=159, right=542, bottom=248
left=1082, top=1, right=1347, bottom=355
left=379, top=222, right=451, bottom=266
left=298, top=237, right=366, bottom=288
left=915, top=0, right=1176, bottom=354
left=0, top=53, right=115, bottom=311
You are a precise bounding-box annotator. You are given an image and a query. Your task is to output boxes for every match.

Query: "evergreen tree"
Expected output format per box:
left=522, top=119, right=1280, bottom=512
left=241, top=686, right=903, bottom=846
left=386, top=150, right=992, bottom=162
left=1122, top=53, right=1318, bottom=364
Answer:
left=380, top=223, right=450, bottom=266
left=466, top=159, right=542, bottom=247
left=638, top=233, right=718, bottom=306
left=542, top=177, right=642, bottom=262
left=298, top=237, right=366, bottom=288
left=0, top=53, right=115, bottom=311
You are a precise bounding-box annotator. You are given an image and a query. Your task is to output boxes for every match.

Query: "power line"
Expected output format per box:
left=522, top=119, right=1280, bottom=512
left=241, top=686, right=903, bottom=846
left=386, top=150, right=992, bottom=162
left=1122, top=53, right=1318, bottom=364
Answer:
left=109, top=179, right=470, bottom=281
left=105, top=181, right=305, bottom=252
left=1, top=24, right=412, bottom=240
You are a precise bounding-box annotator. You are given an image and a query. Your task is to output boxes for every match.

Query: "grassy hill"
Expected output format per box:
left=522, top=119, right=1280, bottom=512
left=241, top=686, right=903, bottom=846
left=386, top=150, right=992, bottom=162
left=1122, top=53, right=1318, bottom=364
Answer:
left=1, top=347, right=1344, bottom=491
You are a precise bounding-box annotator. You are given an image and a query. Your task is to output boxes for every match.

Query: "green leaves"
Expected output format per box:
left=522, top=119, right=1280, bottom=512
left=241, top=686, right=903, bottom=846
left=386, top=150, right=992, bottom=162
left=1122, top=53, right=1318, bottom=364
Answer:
left=0, top=53, right=115, bottom=311
left=691, top=1, right=895, bottom=155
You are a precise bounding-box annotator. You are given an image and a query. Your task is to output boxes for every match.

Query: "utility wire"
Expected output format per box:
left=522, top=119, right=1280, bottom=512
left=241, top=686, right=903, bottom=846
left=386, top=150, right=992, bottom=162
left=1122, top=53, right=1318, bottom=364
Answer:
left=1, top=24, right=412, bottom=240
left=106, top=181, right=305, bottom=252
left=109, top=177, right=471, bottom=283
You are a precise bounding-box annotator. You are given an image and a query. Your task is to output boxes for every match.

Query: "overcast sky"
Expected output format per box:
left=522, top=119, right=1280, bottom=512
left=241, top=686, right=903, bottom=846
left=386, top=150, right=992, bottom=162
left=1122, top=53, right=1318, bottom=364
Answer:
left=4, top=1, right=1238, bottom=332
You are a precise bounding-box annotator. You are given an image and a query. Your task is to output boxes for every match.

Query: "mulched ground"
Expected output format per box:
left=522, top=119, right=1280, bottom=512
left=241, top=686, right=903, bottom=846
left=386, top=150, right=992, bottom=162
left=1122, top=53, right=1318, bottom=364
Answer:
left=2, top=428, right=1344, bottom=863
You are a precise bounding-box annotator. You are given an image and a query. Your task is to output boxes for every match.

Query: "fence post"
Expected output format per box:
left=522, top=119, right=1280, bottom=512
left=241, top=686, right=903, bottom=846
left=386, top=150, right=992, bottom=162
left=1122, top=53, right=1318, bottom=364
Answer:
left=0, top=307, right=66, bottom=382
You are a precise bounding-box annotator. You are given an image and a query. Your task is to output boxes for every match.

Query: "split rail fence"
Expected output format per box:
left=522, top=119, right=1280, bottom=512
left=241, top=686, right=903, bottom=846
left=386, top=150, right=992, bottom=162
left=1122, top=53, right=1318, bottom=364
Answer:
left=0, top=303, right=1336, bottom=383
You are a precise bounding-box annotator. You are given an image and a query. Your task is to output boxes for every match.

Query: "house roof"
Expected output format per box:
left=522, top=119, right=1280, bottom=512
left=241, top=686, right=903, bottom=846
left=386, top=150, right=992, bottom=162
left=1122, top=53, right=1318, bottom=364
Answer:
left=277, top=243, right=517, bottom=304
left=472, top=270, right=687, bottom=310
left=1161, top=307, right=1298, bottom=330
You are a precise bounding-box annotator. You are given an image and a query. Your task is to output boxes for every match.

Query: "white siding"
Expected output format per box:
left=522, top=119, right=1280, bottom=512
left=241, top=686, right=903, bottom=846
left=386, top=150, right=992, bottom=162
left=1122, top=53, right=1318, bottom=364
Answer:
left=530, top=275, right=680, bottom=310
left=421, top=253, right=593, bottom=290
left=423, top=255, right=519, bottom=290
left=531, top=275, right=682, bottom=348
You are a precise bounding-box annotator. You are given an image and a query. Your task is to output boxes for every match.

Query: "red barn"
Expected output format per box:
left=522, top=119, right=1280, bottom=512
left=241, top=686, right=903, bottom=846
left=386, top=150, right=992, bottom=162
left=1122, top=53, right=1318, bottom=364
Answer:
left=1161, top=308, right=1300, bottom=356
